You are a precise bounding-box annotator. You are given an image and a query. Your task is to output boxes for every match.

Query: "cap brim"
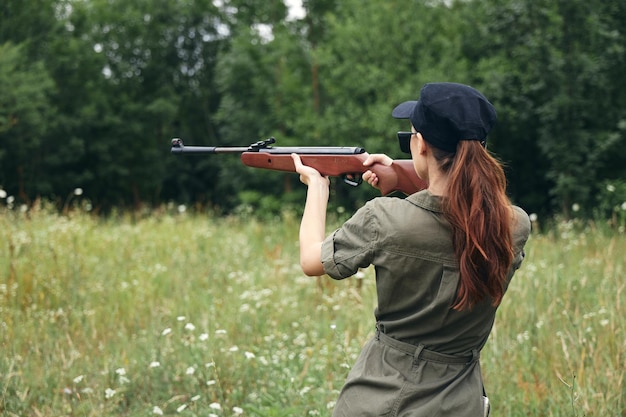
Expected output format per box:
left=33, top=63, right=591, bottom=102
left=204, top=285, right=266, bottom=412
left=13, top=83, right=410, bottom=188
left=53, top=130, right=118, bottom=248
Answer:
left=392, top=101, right=418, bottom=119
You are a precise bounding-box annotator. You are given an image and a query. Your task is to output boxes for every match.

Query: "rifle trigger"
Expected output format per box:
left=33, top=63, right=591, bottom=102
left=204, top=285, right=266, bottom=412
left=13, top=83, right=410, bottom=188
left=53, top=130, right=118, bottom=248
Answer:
left=342, top=174, right=362, bottom=187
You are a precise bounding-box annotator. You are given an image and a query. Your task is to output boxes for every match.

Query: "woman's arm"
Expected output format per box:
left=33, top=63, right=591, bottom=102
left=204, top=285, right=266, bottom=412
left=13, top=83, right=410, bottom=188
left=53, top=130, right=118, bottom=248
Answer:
left=291, top=154, right=330, bottom=276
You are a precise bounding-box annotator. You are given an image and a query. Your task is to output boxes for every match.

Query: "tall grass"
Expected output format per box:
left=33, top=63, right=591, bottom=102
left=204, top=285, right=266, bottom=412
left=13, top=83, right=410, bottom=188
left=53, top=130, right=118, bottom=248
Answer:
left=1, top=205, right=624, bottom=416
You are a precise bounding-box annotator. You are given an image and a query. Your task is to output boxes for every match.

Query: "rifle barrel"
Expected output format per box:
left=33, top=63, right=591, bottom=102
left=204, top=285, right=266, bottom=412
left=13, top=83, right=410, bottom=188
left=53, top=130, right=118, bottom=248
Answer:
left=171, top=138, right=366, bottom=155
left=171, top=138, right=249, bottom=154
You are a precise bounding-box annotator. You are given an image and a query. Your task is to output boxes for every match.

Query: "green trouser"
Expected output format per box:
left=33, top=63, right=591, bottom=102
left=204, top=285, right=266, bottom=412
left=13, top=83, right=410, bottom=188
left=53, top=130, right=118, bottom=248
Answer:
left=332, top=328, right=488, bottom=417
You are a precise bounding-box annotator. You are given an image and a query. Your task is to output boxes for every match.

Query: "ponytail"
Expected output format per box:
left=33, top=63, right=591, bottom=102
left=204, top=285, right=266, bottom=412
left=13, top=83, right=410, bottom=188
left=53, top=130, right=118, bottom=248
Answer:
left=435, top=141, right=515, bottom=310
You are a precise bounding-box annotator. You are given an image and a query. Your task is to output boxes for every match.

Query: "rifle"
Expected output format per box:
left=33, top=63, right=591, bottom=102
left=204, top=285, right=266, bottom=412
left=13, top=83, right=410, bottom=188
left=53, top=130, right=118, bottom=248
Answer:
left=171, top=137, right=427, bottom=196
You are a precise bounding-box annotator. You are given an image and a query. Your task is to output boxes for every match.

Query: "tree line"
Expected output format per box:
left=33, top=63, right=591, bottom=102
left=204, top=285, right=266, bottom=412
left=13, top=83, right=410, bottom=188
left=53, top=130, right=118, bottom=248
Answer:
left=1, top=0, right=625, bottom=220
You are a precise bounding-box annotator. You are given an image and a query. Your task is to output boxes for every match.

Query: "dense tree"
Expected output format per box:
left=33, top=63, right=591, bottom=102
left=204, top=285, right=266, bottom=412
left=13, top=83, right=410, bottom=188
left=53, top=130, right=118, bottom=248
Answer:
left=0, top=0, right=60, bottom=201
left=0, top=43, right=56, bottom=200
left=1, top=0, right=625, bottom=218
left=463, top=0, right=626, bottom=216
left=209, top=0, right=336, bottom=211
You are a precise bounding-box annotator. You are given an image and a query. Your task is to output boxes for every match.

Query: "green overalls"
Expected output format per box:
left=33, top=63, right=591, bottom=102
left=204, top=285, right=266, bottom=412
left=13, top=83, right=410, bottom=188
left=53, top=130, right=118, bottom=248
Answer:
left=321, top=190, right=531, bottom=416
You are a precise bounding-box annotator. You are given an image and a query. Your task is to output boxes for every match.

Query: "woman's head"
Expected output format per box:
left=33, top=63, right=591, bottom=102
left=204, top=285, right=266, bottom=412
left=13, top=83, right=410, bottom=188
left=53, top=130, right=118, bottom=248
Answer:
left=392, top=82, right=497, bottom=154
left=393, top=83, right=515, bottom=311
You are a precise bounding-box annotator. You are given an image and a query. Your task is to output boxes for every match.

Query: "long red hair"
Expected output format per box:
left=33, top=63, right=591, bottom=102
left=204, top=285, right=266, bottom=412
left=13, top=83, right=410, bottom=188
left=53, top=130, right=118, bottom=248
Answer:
left=435, top=141, right=515, bottom=310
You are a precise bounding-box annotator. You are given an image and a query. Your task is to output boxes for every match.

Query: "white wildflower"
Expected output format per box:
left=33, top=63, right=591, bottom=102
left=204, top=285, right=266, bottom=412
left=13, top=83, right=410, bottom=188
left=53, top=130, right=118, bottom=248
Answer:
left=233, top=406, right=244, bottom=414
left=186, top=366, right=195, bottom=375
left=572, top=203, right=580, bottom=212
left=149, top=361, right=161, bottom=368
left=199, top=333, right=209, bottom=341
left=177, top=316, right=186, bottom=321
left=516, top=331, right=530, bottom=344
left=244, top=351, right=255, bottom=359
left=177, top=404, right=187, bottom=412
left=606, top=184, right=616, bottom=192
left=184, top=322, right=195, bottom=331
left=115, top=368, right=126, bottom=376
left=74, top=188, right=83, bottom=196
left=0, top=189, right=6, bottom=199
left=209, top=402, right=222, bottom=410
left=105, top=388, right=116, bottom=399
left=161, top=328, right=172, bottom=336
left=153, top=406, right=164, bottom=415
left=73, top=375, right=84, bottom=384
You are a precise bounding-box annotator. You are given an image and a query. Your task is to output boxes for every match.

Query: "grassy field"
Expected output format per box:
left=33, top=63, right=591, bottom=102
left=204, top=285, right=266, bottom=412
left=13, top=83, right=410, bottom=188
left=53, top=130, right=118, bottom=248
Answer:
left=1, top=204, right=624, bottom=416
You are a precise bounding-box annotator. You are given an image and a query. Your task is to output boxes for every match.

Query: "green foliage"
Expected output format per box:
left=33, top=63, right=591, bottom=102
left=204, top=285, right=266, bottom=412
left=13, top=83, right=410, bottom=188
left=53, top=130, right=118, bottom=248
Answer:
left=304, top=0, right=471, bottom=207
left=0, top=42, right=56, bottom=198
left=1, top=0, right=625, bottom=219
left=1, top=207, right=625, bottom=416
left=463, top=0, right=626, bottom=216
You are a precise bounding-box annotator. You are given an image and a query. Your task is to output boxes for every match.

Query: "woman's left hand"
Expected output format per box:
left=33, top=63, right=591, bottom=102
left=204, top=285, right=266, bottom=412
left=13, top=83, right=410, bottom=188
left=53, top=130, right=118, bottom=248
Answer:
left=291, top=154, right=330, bottom=187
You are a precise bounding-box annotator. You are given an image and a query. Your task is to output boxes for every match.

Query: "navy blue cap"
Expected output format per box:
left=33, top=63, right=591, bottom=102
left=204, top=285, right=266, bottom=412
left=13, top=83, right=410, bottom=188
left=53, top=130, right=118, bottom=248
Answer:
left=392, top=82, right=496, bottom=153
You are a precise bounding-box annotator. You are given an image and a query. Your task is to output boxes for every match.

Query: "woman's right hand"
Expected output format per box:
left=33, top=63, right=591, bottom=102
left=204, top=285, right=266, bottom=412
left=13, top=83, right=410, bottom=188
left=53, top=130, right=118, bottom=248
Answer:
left=362, top=154, right=393, bottom=190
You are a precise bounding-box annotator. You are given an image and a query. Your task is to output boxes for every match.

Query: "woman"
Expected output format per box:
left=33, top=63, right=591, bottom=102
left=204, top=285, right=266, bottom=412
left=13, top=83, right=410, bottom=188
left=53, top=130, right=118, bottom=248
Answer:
left=291, top=82, right=531, bottom=417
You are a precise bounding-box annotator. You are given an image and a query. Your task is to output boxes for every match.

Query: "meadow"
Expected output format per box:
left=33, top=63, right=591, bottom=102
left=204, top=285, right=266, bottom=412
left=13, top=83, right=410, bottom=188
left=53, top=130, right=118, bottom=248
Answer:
left=1, top=204, right=624, bottom=416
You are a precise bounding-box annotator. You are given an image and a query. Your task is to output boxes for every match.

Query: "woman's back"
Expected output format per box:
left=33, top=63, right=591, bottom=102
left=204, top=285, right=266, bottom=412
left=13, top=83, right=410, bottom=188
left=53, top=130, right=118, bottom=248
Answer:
left=323, top=190, right=530, bottom=355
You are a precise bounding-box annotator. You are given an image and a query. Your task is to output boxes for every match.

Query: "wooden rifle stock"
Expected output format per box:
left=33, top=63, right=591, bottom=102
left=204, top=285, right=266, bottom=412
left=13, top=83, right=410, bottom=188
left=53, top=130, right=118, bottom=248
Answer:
left=240, top=152, right=426, bottom=196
